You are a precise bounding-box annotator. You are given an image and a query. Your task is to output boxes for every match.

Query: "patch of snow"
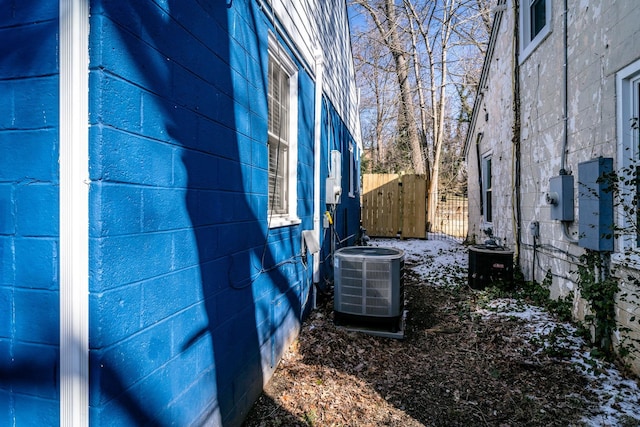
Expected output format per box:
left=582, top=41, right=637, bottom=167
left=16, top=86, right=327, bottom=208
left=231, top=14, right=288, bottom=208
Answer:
left=476, top=299, right=640, bottom=426
left=369, top=237, right=467, bottom=285
left=367, top=237, right=640, bottom=427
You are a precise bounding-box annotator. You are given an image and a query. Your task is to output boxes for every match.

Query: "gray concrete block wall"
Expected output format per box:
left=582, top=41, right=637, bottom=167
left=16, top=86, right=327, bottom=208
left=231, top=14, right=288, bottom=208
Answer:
left=516, top=0, right=640, bottom=371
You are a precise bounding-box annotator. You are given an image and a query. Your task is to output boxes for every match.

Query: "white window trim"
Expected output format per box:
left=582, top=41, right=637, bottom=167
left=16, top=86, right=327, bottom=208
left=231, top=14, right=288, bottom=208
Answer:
left=268, top=33, right=300, bottom=228
left=519, top=0, right=552, bottom=62
left=482, top=152, right=493, bottom=225
left=348, top=142, right=355, bottom=198
left=614, top=59, right=640, bottom=266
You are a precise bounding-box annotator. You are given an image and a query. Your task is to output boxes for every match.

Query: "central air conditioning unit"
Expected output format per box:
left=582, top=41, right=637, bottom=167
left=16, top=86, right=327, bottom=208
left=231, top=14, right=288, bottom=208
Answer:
left=468, top=244, right=514, bottom=290
left=333, top=246, right=404, bottom=331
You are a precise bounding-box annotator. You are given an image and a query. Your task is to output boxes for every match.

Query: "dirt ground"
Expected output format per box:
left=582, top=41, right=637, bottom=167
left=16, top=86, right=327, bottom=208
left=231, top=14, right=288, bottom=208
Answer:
left=243, top=242, right=640, bottom=427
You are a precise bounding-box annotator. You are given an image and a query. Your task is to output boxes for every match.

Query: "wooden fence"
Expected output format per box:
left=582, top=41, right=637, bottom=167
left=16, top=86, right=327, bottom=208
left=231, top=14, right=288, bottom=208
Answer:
left=361, top=174, right=427, bottom=238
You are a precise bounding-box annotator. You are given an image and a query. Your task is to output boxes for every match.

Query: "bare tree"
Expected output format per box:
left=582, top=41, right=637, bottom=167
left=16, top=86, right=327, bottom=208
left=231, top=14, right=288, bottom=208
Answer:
left=350, top=0, right=491, bottom=229
left=351, top=24, right=398, bottom=172
left=353, top=0, right=426, bottom=175
left=402, top=0, right=451, bottom=227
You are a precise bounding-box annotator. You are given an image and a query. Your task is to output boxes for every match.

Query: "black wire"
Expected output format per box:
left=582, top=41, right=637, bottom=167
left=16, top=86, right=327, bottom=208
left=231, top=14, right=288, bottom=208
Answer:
left=521, top=240, right=578, bottom=284
left=229, top=54, right=303, bottom=290
left=229, top=254, right=307, bottom=290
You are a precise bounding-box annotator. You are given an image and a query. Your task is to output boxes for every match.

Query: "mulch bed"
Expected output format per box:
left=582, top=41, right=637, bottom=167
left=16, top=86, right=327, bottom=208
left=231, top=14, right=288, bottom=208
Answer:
left=243, top=264, right=610, bottom=427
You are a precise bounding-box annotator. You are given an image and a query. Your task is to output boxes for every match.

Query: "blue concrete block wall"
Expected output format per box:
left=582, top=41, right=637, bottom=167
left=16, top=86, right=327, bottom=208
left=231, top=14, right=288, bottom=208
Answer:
left=88, top=0, right=328, bottom=425
left=0, top=1, right=60, bottom=425
left=319, top=100, right=362, bottom=281
left=1, top=0, right=361, bottom=424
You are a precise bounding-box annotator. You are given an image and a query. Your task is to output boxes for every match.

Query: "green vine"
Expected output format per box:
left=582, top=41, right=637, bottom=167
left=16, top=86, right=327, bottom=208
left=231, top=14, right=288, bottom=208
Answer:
left=586, top=151, right=640, bottom=363
left=576, top=250, right=619, bottom=359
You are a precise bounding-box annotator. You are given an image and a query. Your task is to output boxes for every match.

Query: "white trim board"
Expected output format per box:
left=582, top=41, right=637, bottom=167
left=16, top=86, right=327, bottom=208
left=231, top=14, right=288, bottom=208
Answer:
left=59, top=0, right=90, bottom=424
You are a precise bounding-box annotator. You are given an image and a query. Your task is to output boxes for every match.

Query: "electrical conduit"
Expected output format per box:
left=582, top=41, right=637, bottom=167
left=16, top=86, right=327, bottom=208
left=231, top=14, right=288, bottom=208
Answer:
left=313, top=49, right=323, bottom=288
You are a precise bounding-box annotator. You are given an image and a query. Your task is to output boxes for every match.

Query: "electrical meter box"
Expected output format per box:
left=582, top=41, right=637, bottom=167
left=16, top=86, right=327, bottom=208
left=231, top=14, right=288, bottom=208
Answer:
left=326, top=150, right=342, bottom=205
left=578, top=157, right=613, bottom=251
left=549, top=175, right=574, bottom=221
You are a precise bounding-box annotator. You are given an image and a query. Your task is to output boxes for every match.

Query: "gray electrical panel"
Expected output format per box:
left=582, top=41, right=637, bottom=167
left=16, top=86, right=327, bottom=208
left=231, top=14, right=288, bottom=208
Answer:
left=578, top=158, right=613, bottom=251
left=549, top=175, right=574, bottom=221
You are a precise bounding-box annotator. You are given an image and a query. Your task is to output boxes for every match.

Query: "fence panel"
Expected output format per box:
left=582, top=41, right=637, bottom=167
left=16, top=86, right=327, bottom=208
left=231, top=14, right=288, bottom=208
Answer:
left=401, top=174, right=427, bottom=238
left=362, top=174, right=401, bottom=237
left=429, top=192, right=468, bottom=242
left=362, top=174, right=427, bottom=239
left=362, top=175, right=466, bottom=241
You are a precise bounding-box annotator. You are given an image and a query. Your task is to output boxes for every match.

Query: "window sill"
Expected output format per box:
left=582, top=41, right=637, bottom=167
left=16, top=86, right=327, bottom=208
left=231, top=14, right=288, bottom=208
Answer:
left=269, top=215, right=302, bottom=229
left=519, top=26, right=551, bottom=64
left=612, top=251, right=640, bottom=271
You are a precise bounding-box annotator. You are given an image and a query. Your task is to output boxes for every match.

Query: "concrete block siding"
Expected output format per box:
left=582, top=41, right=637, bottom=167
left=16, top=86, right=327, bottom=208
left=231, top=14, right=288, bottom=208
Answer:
left=87, top=1, right=318, bottom=425
left=465, top=2, right=516, bottom=248
left=468, top=1, right=640, bottom=371
left=319, top=101, right=361, bottom=267
left=1, top=0, right=361, bottom=425
left=514, top=1, right=640, bottom=371
left=0, top=1, right=61, bottom=424
left=89, top=0, right=360, bottom=425
left=517, top=0, right=639, bottom=285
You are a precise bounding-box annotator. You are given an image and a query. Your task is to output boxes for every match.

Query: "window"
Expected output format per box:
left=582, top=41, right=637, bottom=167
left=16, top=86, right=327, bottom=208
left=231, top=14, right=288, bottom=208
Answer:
left=482, top=154, right=492, bottom=223
left=520, top=0, right=551, bottom=61
left=616, top=59, right=640, bottom=255
left=268, top=35, right=299, bottom=227
left=530, top=0, right=546, bottom=40
left=348, top=142, right=356, bottom=198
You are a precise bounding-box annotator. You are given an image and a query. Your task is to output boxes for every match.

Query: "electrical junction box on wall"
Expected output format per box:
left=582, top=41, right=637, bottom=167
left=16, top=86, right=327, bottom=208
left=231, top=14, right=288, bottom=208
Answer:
left=578, top=157, right=614, bottom=251
left=548, top=175, right=574, bottom=221
left=326, top=150, right=342, bottom=205
left=529, top=221, right=540, bottom=237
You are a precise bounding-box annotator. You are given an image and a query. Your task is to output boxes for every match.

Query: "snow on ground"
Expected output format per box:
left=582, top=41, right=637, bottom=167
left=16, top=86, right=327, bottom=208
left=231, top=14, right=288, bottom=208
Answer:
left=369, top=235, right=468, bottom=286
left=368, top=237, right=640, bottom=427
left=478, top=298, right=640, bottom=426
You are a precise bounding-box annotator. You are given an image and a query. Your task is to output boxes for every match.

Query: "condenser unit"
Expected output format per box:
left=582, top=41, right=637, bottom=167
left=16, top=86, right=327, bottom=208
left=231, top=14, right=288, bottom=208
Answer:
left=333, top=246, right=404, bottom=331
left=468, top=244, right=514, bottom=289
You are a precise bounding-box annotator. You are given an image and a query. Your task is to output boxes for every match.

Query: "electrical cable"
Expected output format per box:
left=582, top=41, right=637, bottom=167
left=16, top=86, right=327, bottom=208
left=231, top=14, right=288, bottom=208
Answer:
left=229, top=253, right=308, bottom=290
left=560, top=0, right=569, bottom=174
left=512, top=3, right=522, bottom=266
left=532, top=235, right=537, bottom=283
left=339, top=233, right=357, bottom=245
left=520, top=240, right=581, bottom=262
left=561, top=221, right=579, bottom=244
left=229, top=51, right=305, bottom=289
left=522, top=239, right=577, bottom=284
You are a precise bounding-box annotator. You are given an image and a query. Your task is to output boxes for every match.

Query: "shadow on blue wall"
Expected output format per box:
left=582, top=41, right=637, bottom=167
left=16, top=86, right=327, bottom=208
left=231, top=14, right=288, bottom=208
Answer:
left=0, top=0, right=60, bottom=421
left=95, top=1, right=302, bottom=425
left=0, top=1, right=308, bottom=424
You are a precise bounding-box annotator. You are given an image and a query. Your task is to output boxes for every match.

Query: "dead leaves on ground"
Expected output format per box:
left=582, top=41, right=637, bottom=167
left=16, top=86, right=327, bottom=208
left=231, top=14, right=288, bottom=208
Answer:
left=244, top=283, right=601, bottom=427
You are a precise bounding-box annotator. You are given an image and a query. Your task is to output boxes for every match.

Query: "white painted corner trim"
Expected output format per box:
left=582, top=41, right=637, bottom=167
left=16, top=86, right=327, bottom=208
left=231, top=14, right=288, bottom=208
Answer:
left=313, top=49, right=324, bottom=285
left=59, top=0, right=90, bottom=425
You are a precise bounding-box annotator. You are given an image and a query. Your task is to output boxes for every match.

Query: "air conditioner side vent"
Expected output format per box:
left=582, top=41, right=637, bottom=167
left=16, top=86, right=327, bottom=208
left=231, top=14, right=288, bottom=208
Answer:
left=334, top=247, right=404, bottom=324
